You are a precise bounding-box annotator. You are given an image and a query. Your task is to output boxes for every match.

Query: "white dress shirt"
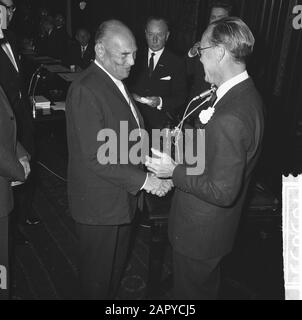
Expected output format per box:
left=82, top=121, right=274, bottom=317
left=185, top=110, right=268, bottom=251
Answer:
left=147, top=48, right=164, bottom=110
left=148, top=47, right=164, bottom=70
left=1, top=40, right=19, bottom=72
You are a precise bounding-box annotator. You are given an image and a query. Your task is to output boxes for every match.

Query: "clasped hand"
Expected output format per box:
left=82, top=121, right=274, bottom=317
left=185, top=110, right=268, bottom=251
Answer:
left=143, top=173, right=173, bottom=197
left=12, top=156, right=31, bottom=186
left=145, top=148, right=177, bottom=179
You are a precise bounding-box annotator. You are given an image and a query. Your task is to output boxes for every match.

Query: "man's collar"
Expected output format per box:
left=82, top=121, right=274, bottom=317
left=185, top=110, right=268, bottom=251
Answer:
left=94, top=59, right=121, bottom=85
left=215, top=71, right=249, bottom=103
left=148, top=47, right=165, bottom=56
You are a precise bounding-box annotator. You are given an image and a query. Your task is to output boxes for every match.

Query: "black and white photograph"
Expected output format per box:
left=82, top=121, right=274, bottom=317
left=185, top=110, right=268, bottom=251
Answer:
left=0, top=0, right=301, bottom=303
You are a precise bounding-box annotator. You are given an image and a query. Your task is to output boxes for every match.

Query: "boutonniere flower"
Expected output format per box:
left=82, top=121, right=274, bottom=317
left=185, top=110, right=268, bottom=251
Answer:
left=199, top=106, right=215, bottom=125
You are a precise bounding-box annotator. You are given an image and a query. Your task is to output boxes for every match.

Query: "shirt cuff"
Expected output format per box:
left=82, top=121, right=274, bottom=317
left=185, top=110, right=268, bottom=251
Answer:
left=140, top=173, right=149, bottom=190
left=157, top=97, right=163, bottom=110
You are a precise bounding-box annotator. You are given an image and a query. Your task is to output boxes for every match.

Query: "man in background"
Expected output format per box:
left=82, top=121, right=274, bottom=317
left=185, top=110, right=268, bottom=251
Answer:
left=69, top=28, right=95, bottom=71
left=130, top=17, right=187, bottom=132
left=129, top=16, right=187, bottom=225
left=0, top=85, right=30, bottom=299
left=0, top=0, right=39, bottom=240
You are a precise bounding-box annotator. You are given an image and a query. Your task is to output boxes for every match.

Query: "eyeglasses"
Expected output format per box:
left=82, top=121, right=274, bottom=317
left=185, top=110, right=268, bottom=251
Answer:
left=197, top=46, right=214, bottom=57
left=0, top=2, right=16, bottom=13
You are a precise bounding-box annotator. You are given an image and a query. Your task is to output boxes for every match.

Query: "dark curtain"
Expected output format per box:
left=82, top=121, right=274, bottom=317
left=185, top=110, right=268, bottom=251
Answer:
left=119, top=0, right=201, bottom=54
left=68, top=0, right=201, bottom=54
left=236, top=0, right=302, bottom=174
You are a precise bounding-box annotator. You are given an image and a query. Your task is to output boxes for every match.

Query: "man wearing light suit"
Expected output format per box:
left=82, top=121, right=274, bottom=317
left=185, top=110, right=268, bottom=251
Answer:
left=146, top=17, right=265, bottom=300
left=0, top=86, right=29, bottom=299
left=65, top=20, right=172, bottom=300
left=129, top=17, right=187, bottom=131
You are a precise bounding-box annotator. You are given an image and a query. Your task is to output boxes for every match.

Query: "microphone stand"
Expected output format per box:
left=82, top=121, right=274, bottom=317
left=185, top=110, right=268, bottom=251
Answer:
left=28, top=65, right=43, bottom=118
left=31, top=73, right=41, bottom=119
left=171, top=85, right=217, bottom=161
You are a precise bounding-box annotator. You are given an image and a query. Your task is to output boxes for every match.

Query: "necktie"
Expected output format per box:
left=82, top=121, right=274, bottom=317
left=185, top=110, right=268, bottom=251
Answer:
left=1, top=42, right=19, bottom=72
left=0, top=36, right=7, bottom=45
left=209, top=90, right=217, bottom=108
left=148, top=52, right=155, bottom=77
left=81, top=46, right=85, bottom=58
left=121, top=83, right=141, bottom=131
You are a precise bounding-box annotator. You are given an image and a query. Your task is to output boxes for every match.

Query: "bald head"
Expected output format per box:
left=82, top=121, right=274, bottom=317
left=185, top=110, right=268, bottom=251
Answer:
left=95, top=20, right=133, bottom=45
left=95, top=20, right=137, bottom=80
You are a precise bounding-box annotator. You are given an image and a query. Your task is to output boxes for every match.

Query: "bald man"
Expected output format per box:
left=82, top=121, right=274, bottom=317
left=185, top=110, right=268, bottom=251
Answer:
left=65, top=20, right=172, bottom=299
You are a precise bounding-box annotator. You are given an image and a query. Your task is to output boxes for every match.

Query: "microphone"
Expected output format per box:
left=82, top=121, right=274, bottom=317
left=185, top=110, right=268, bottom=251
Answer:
left=28, top=64, right=44, bottom=96
left=173, top=85, right=217, bottom=145
left=30, top=65, right=44, bottom=118
left=191, top=84, right=216, bottom=102
left=31, top=73, right=41, bottom=119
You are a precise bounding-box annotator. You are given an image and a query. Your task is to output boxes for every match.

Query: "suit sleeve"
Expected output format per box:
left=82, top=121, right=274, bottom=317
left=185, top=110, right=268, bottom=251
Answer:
left=161, top=57, right=187, bottom=113
left=0, top=138, right=25, bottom=182
left=66, top=83, right=146, bottom=195
left=16, top=142, right=30, bottom=160
left=172, top=114, right=248, bottom=207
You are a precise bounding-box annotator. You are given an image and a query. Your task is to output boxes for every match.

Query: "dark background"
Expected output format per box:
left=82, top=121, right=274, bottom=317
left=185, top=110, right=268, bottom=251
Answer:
left=6, top=0, right=297, bottom=299
left=11, top=0, right=302, bottom=185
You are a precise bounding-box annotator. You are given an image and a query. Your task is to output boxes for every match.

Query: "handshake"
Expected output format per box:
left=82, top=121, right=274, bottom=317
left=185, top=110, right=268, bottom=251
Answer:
left=143, top=173, right=174, bottom=197
left=142, top=148, right=178, bottom=197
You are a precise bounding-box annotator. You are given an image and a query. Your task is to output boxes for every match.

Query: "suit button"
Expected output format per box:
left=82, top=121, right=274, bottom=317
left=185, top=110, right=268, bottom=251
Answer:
left=10, top=116, right=14, bottom=120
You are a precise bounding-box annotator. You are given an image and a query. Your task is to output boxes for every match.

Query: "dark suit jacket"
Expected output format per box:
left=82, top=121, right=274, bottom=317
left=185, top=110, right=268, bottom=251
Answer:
left=65, top=62, right=147, bottom=226
left=0, top=86, right=27, bottom=218
left=169, top=77, right=265, bottom=260
left=129, top=48, right=187, bottom=130
left=0, top=30, right=35, bottom=156
left=69, top=42, right=95, bottom=70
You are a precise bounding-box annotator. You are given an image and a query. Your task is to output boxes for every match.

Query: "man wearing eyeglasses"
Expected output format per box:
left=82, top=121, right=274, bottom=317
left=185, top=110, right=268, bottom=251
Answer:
left=146, top=17, right=265, bottom=300
left=0, top=0, right=39, bottom=240
left=186, top=0, right=233, bottom=101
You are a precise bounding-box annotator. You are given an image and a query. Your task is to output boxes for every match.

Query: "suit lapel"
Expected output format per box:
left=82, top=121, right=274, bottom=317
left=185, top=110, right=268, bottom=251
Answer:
left=214, top=78, right=252, bottom=113
left=123, top=83, right=144, bottom=129
left=92, top=63, right=142, bottom=130
left=152, top=48, right=168, bottom=76
left=2, top=31, right=20, bottom=73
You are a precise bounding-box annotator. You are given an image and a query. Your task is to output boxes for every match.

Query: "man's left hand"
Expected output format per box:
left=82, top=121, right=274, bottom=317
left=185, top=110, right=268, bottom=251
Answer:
left=145, top=148, right=177, bottom=178
left=145, top=96, right=161, bottom=109
left=19, top=156, right=31, bottom=180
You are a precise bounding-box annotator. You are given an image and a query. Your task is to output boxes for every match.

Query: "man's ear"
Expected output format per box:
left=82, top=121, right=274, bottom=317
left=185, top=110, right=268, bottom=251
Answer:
left=95, top=42, right=105, bottom=59
left=216, top=45, right=226, bottom=63
left=165, top=31, right=170, bottom=41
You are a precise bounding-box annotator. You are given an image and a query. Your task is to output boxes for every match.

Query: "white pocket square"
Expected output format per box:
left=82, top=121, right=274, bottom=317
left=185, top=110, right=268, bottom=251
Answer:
left=160, top=76, right=171, bottom=80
